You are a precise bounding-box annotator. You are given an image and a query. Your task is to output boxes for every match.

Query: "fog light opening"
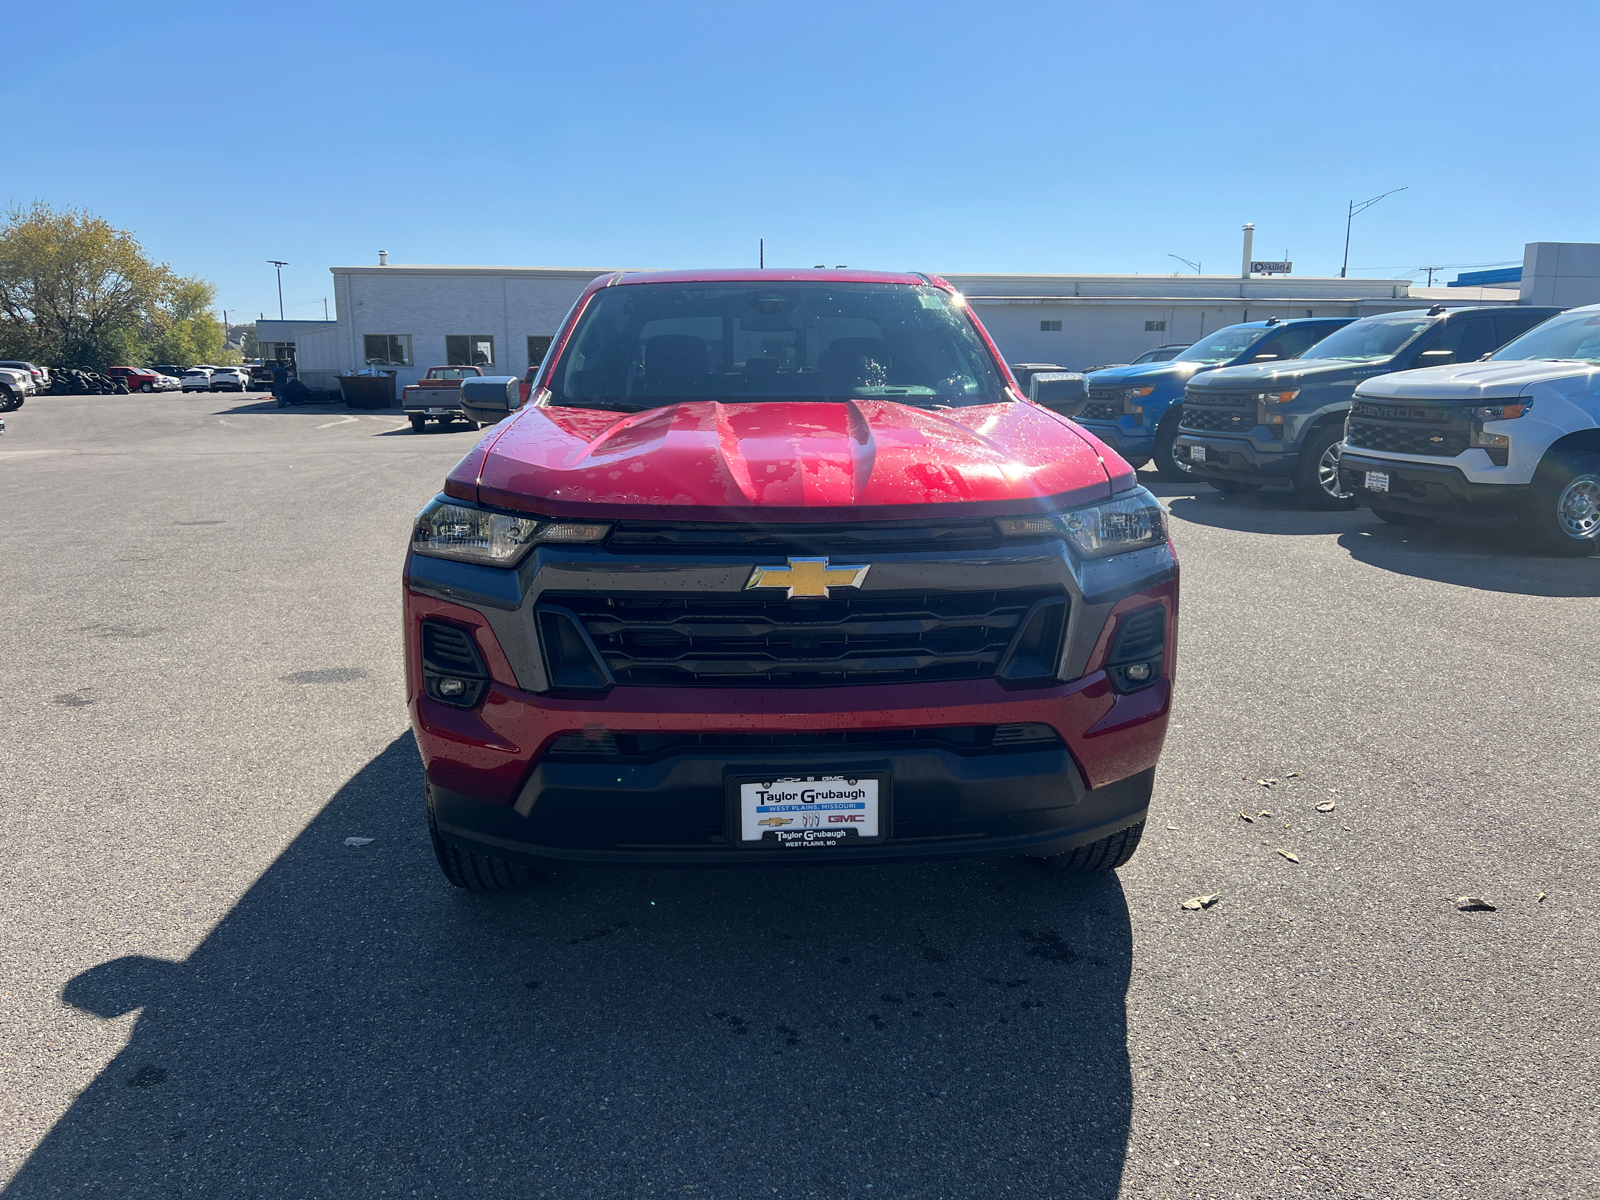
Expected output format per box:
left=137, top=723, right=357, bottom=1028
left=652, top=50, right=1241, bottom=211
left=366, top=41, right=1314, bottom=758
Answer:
left=437, top=677, right=467, bottom=698
left=1124, top=662, right=1152, bottom=682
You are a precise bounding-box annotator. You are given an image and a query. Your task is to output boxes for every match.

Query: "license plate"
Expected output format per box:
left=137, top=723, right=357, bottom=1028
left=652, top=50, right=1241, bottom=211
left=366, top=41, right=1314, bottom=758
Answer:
left=1190, top=445, right=1206, bottom=463
left=736, top=775, right=882, bottom=848
left=1365, top=470, right=1390, bottom=493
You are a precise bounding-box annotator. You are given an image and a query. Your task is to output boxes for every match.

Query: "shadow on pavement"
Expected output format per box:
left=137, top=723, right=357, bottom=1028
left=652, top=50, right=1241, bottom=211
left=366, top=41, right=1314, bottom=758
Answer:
left=10, top=734, right=1135, bottom=1199
left=1337, top=521, right=1600, bottom=596
left=1148, top=478, right=1367, bottom=538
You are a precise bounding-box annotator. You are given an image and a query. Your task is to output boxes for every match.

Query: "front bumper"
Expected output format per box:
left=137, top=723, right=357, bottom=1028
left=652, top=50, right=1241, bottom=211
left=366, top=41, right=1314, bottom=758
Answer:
left=1076, top=420, right=1154, bottom=461
left=405, top=531, right=1178, bottom=866
left=1338, top=451, right=1523, bottom=518
left=1174, top=433, right=1293, bottom=479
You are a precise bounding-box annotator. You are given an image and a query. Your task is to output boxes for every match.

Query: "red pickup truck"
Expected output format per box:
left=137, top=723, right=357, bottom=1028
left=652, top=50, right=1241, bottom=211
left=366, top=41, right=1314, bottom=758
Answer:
left=105, top=366, right=161, bottom=393
left=403, top=365, right=484, bottom=432
left=405, top=269, right=1178, bottom=888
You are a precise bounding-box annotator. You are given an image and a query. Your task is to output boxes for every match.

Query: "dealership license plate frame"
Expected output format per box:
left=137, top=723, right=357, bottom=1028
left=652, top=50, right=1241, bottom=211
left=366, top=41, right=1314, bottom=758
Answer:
left=1365, top=470, right=1390, bottom=493
left=728, top=772, right=891, bottom=850
left=1190, top=444, right=1207, bottom=463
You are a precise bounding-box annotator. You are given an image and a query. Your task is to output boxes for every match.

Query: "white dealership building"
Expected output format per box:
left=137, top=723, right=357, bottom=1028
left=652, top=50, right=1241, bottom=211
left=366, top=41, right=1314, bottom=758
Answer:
left=288, top=241, right=1595, bottom=394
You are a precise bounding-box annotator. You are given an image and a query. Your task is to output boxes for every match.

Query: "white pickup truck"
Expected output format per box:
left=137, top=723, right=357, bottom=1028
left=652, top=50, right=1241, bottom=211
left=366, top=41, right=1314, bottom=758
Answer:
left=402, top=365, right=484, bottom=432
left=1338, top=302, right=1600, bottom=556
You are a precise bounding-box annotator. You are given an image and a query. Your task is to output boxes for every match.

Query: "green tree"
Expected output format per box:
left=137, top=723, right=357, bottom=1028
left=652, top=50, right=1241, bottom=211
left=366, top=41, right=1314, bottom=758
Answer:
left=0, top=202, right=173, bottom=369
left=148, top=277, right=235, bottom=367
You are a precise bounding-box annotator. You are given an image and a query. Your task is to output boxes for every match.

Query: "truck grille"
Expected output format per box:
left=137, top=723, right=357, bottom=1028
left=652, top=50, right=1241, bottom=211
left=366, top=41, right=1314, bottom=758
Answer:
left=1179, top=406, right=1254, bottom=432
left=544, top=724, right=1063, bottom=762
left=1079, top=390, right=1123, bottom=420
left=1345, top=400, right=1471, bottom=458
left=545, top=588, right=1063, bottom=687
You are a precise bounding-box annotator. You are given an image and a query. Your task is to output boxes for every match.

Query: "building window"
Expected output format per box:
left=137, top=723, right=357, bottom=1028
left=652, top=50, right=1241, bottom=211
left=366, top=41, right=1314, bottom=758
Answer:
left=447, top=335, right=495, bottom=366
left=363, top=334, right=412, bottom=367
left=527, top=335, right=553, bottom=367
left=1040, top=320, right=1062, bottom=332
left=1145, top=320, right=1166, bottom=332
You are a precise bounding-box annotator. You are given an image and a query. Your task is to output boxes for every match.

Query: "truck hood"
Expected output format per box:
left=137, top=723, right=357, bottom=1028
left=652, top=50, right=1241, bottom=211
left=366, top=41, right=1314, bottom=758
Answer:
left=1086, top=361, right=1206, bottom=388
left=1190, top=357, right=1372, bottom=391
left=1356, top=360, right=1600, bottom=401
left=453, top=399, right=1129, bottom=521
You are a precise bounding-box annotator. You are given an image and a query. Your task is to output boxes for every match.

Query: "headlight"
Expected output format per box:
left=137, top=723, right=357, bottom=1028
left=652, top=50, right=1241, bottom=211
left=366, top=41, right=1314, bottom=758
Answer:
left=1469, top=400, right=1531, bottom=422
left=997, top=488, right=1168, bottom=558
left=1254, top=390, right=1300, bottom=404
left=411, top=496, right=609, bottom=566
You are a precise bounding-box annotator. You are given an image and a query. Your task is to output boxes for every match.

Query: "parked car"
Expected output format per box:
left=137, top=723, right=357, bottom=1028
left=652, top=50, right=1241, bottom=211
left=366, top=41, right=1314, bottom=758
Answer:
left=0, top=365, right=32, bottom=410
left=105, top=366, right=162, bottom=393
left=1176, top=305, right=1561, bottom=508
left=0, top=360, right=48, bottom=391
left=180, top=368, right=215, bottom=392
left=416, top=267, right=1177, bottom=889
left=249, top=364, right=279, bottom=391
left=1130, top=344, right=1191, bottom=365
left=153, top=364, right=186, bottom=380
left=152, top=373, right=182, bottom=391
left=208, top=367, right=251, bottom=392
left=1338, top=303, right=1600, bottom=555
left=1077, top=318, right=1352, bottom=478
left=404, top=365, right=485, bottom=431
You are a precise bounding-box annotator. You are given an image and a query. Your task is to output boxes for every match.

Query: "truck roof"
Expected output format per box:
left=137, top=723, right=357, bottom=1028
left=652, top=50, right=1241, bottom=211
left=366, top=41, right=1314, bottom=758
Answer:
left=610, top=268, right=934, bottom=287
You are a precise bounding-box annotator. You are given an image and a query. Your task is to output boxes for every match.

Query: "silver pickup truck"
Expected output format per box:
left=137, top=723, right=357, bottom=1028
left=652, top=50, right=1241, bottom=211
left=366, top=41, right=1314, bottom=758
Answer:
left=403, top=365, right=484, bottom=432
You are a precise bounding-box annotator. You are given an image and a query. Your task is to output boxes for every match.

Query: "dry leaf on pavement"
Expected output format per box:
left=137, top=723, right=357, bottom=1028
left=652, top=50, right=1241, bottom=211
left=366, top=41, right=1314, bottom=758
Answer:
left=1276, top=848, right=1300, bottom=863
left=1258, top=778, right=1278, bottom=787
left=1180, top=894, right=1221, bottom=910
left=1237, top=811, right=1255, bottom=822
left=1315, top=802, right=1336, bottom=813
left=1537, top=892, right=1547, bottom=903
left=343, top=837, right=375, bottom=847
left=1455, top=895, right=1496, bottom=911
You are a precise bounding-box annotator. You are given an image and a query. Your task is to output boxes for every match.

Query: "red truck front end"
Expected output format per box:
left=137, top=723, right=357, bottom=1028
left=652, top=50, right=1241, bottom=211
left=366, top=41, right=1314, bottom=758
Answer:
left=403, top=270, right=1178, bottom=885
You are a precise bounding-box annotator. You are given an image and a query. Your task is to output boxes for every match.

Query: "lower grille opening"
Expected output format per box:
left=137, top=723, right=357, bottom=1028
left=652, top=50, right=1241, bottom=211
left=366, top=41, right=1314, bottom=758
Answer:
left=542, top=724, right=1064, bottom=763
left=1106, top=605, right=1166, bottom=694
left=420, top=619, right=489, bottom=708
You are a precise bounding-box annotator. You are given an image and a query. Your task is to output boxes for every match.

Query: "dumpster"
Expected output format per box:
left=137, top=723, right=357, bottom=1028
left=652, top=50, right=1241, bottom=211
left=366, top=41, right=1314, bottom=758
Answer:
left=339, top=373, right=395, bottom=409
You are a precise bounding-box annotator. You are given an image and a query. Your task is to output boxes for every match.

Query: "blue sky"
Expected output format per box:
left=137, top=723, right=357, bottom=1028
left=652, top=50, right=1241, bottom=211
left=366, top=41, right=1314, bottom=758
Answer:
left=7, top=0, right=1595, bottom=322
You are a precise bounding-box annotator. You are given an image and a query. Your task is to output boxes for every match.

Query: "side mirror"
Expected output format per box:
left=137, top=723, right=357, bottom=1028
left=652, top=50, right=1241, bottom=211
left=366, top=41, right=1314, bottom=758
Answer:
left=460, top=375, right=520, bottom=420
left=1415, top=349, right=1455, bottom=366
left=1029, top=371, right=1088, bottom=413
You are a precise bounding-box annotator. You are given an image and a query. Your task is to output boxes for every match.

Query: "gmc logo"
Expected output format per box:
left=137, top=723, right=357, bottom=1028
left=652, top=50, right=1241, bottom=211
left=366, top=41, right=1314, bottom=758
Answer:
left=828, top=814, right=864, bottom=823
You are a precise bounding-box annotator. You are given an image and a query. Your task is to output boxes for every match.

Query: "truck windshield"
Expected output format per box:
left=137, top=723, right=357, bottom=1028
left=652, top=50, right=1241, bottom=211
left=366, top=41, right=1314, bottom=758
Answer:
left=545, top=282, right=1006, bottom=410
left=1173, top=327, right=1267, bottom=364
left=1492, top=311, right=1600, bottom=364
left=1300, top=316, right=1434, bottom=362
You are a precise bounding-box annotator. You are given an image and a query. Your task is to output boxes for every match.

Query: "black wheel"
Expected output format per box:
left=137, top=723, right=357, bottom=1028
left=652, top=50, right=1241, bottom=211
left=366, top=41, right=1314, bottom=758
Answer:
left=1292, top=423, right=1357, bottom=510
left=1371, top=507, right=1429, bottom=526
left=1035, top=821, right=1145, bottom=873
left=409, top=414, right=427, bottom=432
left=1206, top=478, right=1261, bottom=494
left=427, top=787, right=546, bottom=890
left=1151, top=414, right=1191, bottom=481
left=1522, top=452, right=1600, bottom=557
left=0, top=387, right=15, bottom=412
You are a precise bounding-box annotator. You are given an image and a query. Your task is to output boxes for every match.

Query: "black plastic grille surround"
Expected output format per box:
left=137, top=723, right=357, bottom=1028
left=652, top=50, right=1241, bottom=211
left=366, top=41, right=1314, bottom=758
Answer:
left=544, top=588, right=1066, bottom=688
left=1346, top=420, right=1468, bottom=457
left=1179, top=405, right=1254, bottom=432
left=1078, top=398, right=1122, bottom=420
left=543, top=724, right=1064, bottom=762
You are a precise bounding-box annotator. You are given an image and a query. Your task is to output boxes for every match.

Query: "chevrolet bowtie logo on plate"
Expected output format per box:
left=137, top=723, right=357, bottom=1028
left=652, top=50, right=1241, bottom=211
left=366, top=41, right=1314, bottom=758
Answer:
left=745, top=557, right=870, bottom=599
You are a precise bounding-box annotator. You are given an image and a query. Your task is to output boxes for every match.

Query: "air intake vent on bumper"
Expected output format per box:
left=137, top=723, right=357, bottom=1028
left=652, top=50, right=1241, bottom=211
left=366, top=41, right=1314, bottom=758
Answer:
left=1106, top=605, right=1165, bottom=693
left=537, top=605, right=615, bottom=693
left=419, top=620, right=489, bottom=708
left=996, top=595, right=1069, bottom=687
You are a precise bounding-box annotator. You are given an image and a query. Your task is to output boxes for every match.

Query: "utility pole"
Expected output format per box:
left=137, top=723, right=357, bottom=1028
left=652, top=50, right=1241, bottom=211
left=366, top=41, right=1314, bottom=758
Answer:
left=1167, top=254, right=1202, bottom=274
left=1340, top=188, right=1407, bottom=278
left=323, top=298, right=329, bottom=320
left=267, top=260, right=289, bottom=319
left=759, top=238, right=764, bottom=269
left=1421, top=266, right=1442, bottom=286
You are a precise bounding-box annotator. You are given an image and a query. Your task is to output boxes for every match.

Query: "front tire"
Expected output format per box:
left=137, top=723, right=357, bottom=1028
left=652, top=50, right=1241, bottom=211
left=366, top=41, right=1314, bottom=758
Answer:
left=141, top=382, right=153, bottom=392
left=1206, top=478, right=1261, bottom=495
left=1523, top=452, right=1600, bottom=557
left=427, top=787, right=546, bottom=890
left=1035, top=821, right=1145, bottom=873
left=1152, top=414, right=1190, bottom=482
left=1293, top=424, right=1357, bottom=510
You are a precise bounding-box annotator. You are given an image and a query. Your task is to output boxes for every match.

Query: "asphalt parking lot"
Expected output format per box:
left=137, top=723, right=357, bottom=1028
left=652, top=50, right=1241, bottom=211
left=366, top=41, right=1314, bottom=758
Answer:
left=2, top=392, right=1597, bottom=1200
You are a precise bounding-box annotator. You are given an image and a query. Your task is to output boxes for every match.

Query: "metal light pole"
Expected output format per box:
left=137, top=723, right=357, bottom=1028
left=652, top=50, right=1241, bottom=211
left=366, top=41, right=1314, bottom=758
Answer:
left=1167, top=254, right=1202, bottom=274
left=267, top=260, right=289, bottom=319
left=1340, top=189, right=1407, bottom=278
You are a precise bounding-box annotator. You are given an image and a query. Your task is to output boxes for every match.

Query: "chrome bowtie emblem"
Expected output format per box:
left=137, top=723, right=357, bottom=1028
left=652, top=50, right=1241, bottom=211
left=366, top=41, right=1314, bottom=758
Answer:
left=745, top=556, right=870, bottom=599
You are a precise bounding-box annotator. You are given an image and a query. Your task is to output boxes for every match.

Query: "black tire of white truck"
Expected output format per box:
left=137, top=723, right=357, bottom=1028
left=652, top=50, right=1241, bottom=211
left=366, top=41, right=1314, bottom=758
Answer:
left=1523, top=451, right=1600, bottom=557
